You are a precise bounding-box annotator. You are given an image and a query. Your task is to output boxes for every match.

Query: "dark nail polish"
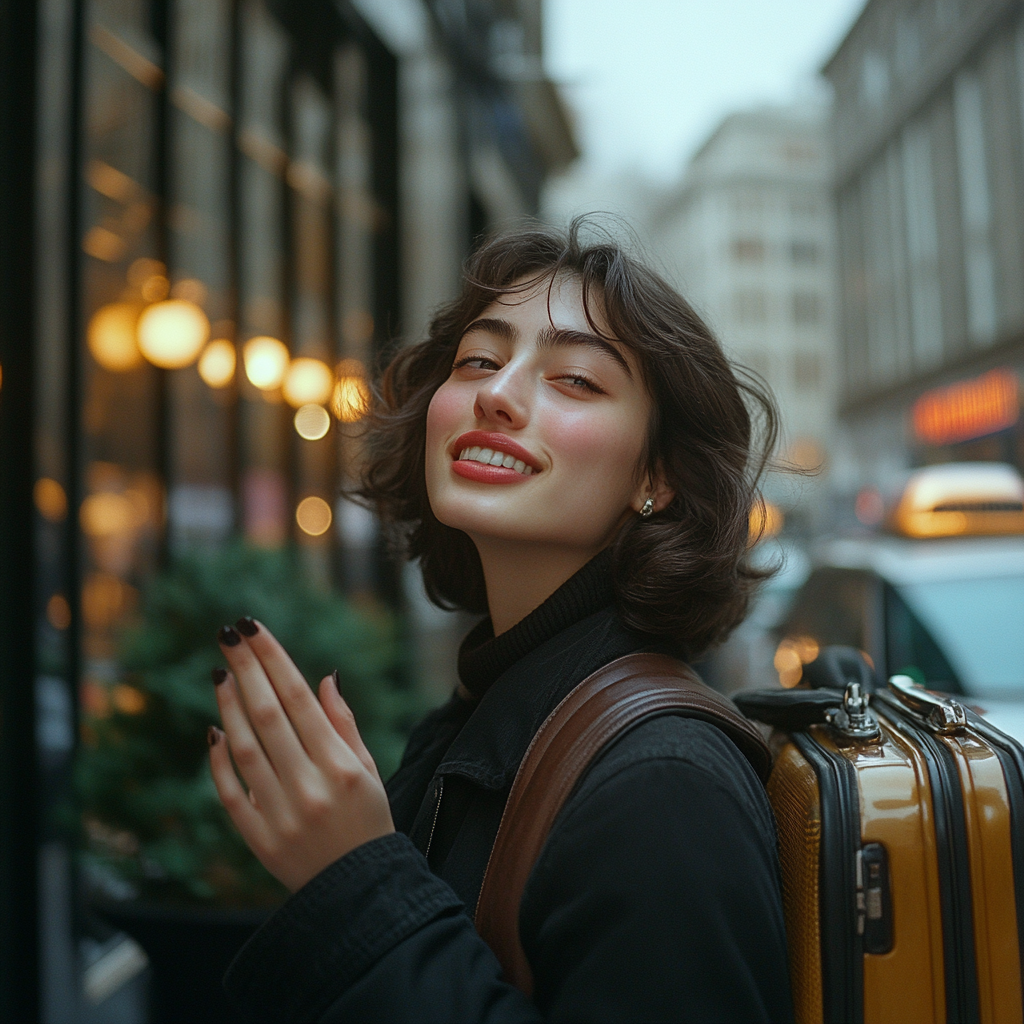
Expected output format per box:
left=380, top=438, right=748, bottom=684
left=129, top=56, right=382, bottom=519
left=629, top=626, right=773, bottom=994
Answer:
left=207, top=725, right=219, bottom=746
left=212, top=667, right=227, bottom=685
left=235, top=616, right=258, bottom=637
left=218, top=625, right=241, bottom=647
left=331, top=669, right=340, bottom=690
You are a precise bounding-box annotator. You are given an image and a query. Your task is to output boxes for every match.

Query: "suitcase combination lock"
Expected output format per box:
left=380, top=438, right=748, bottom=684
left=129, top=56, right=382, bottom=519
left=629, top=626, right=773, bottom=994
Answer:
left=825, top=682, right=882, bottom=743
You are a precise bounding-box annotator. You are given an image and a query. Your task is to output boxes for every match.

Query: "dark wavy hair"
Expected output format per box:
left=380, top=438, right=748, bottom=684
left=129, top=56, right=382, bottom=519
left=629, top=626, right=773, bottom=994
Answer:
left=357, top=218, right=779, bottom=658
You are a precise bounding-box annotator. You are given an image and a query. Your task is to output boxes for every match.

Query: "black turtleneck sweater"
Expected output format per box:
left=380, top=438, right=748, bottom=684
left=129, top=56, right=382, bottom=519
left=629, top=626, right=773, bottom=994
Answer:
left=224, top=556, right=794, bottom=1024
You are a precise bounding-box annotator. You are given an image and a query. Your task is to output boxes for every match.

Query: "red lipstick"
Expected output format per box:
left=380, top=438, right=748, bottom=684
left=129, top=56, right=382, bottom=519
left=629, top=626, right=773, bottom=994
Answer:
left=450, top=430, right=540, bottom=485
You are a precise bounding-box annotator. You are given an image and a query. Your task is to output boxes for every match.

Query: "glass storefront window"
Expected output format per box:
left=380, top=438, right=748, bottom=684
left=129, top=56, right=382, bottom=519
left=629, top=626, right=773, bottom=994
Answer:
left=19, top=1, right=401, bottom=1014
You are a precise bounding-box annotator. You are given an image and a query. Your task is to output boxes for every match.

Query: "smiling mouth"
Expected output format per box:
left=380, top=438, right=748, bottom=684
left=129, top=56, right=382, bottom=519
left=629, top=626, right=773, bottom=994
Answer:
left=457, top=446, right=534, bottom=476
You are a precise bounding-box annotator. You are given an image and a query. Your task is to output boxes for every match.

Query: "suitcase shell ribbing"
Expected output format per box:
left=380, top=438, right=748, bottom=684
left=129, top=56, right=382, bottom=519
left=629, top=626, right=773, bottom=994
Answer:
left=768, top=705, right=1023, bottom=1024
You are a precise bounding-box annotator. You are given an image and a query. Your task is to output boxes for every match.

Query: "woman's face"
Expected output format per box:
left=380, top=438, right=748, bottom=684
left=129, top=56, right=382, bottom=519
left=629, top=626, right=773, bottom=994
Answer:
left=425, top=274, right=654, bottom=557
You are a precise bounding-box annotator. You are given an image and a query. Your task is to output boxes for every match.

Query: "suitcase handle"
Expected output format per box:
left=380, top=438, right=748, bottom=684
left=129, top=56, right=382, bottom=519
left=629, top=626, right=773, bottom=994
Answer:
left=733, top=688, right=844, bottom=729
left=887, top=674, right=967, bottom=734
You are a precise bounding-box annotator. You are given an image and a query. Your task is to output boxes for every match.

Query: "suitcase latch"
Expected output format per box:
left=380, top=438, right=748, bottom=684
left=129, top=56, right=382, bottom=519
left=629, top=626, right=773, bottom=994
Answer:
left=887, top=674, right=966, bottom=734
left=825, top=682, right=881, bottom=743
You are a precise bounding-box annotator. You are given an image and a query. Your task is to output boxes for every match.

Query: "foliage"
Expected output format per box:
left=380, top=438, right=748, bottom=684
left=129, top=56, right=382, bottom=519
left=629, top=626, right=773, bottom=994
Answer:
left=76, top=543, right=415, bottom=907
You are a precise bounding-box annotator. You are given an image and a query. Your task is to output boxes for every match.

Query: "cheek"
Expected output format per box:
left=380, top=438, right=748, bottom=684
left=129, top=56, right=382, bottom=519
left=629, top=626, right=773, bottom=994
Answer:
left=425, top=381, right=463, bottom=454
left=549, top=407, right=645, bottom=486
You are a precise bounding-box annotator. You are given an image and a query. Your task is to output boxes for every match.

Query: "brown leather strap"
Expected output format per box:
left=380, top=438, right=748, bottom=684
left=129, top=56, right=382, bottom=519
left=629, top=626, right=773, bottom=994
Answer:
left=473, top=652, right=771, bottom=997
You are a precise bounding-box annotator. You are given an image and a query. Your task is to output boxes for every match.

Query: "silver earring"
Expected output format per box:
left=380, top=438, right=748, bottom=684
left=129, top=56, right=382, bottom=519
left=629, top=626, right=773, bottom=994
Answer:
left=640, top=498, right=655, bottom=517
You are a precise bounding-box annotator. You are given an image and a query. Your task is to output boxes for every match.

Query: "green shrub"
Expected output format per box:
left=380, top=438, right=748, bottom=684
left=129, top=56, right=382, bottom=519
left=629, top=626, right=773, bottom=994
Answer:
left=76, top=544, right=416, bottom=907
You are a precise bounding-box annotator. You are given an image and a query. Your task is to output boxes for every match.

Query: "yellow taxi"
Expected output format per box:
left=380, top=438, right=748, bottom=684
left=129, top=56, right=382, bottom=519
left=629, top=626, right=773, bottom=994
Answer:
left=775, top=462, right=1024, bottom=740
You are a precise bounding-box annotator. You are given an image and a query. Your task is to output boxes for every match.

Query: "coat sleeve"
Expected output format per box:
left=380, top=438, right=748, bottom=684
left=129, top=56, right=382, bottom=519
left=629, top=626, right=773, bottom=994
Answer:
left=223, top=831, right=541, bottom=1024
left=224, top=719, right=793, bottom=1023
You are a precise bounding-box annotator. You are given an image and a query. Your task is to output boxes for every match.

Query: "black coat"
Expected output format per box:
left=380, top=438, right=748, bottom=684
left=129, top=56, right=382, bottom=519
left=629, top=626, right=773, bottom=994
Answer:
left=224, top=564, right=794, bottom=1023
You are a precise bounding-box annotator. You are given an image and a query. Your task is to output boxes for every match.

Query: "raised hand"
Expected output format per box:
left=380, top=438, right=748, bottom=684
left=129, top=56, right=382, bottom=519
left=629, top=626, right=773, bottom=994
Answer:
left=208, top=617, right=394, bottom=893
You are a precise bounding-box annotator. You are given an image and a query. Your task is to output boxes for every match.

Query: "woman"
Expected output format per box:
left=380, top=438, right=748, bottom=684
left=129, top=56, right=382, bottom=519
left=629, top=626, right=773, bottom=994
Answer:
left=208, top=220, right=794, bottom=1023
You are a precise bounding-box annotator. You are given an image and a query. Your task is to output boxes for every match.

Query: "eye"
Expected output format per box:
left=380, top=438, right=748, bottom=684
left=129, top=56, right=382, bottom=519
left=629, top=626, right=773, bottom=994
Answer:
left=452, top=354, right=500, bottom=373
left=555, top=372, right=605, bottom=395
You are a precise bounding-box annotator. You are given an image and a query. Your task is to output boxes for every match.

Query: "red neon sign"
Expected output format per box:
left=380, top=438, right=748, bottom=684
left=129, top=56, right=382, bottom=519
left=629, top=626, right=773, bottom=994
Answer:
left=912, top=369, right=1019, bottom=446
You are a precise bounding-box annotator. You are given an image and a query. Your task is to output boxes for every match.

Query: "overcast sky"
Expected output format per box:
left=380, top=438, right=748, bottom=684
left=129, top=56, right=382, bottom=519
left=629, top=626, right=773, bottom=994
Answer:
left=544, top=0, right=867, bottom=183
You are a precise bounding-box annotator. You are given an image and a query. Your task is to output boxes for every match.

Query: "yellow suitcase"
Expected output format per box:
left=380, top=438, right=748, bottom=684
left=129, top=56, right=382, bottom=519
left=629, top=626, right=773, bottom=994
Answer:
left=736, top=646, right=1024, bottom=1024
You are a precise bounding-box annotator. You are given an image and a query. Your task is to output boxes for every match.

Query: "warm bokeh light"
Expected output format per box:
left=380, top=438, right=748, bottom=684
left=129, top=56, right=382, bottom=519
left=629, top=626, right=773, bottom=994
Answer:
left=80, top=679, right=110, bottom=718
left=773, top=636, right=820, bottom=688
left=784, top=438, right=824, bottom=472
left=171, top=278, right=208, bottom=306
left=46, top=593, right=72, bottom=630
left=243, top=336, right=289, bottom=389
left=80, top=491, right=148, bottom=537
left=331, top=360, right=370, bottom=422
left=34, top=477, right=68, bottom=522
left=137, top=299, right=210, bottom=369
left=913, top=369, right=1019, bottom=446
left=296, top=495, right=332, bottom=536
left=128, top=257, right=166, bottom=288
left=111, top=684, right=146, bottom=715
left=82, top=225, right=126, bottom=262
left=198, top=338, right=236, bottom=388
left=283, top=357, right=333, bottom=407
left=294, top=403, right=331, bottom=440
left=82, top=572, right=137, bottom=629
left=140, top=274, right=169, bottom=303
left=749, top=499, right=783, bottom=542
left=87, top=302, right=144, bottom=371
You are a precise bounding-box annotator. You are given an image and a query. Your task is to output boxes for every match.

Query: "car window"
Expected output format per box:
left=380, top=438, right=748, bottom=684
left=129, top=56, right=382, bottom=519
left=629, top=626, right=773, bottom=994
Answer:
left=896, top=576, right=1024, bottom=696
left=782, top=569, right=874, bottom=654
left=884, top=585, right=962, bottom=694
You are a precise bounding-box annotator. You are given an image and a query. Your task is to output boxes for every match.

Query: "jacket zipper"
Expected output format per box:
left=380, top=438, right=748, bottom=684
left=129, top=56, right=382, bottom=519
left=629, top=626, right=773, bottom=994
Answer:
left=424, top=776, right=444, bottom=861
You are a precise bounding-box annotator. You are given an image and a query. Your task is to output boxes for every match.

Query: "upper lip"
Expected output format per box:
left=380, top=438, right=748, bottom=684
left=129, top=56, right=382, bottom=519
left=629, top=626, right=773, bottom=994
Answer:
left=452, top=431, right=541, bottom=471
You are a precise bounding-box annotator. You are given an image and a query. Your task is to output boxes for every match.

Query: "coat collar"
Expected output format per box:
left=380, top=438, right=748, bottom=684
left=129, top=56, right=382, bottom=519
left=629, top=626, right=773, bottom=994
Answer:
left=435, top=606, right=650, bottom=791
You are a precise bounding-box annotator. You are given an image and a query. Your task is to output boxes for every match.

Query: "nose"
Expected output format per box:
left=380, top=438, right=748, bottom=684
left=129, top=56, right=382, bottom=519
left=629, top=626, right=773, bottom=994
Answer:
left=473, top=363, right=529, bottom=429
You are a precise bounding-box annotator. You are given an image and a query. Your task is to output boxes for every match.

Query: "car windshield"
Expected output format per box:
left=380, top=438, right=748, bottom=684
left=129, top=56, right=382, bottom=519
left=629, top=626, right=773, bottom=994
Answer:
left=897, top=576, right=1024, bottom=696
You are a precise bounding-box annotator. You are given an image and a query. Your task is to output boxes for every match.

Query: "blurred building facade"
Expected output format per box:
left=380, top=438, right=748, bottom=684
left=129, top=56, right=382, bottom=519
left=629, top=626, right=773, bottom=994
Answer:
left=650, top=104, right=839, bottom=536
left=0, top=0, right=574, bottom=1019
left=824, top=0, right=1024, bottom=491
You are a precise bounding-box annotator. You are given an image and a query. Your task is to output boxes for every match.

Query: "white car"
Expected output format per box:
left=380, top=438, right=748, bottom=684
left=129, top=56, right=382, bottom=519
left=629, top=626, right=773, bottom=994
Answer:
left=777, top=463, right=1024, bottom=741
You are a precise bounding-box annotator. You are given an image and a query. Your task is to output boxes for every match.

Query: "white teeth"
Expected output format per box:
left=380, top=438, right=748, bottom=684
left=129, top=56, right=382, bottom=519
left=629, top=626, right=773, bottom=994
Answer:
left=456, top=444, right=535, bottom=474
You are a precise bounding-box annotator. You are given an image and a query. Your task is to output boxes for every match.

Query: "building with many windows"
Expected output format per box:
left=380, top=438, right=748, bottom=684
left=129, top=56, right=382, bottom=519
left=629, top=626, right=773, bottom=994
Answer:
left=650, top=103, right=839, bottom=535
left=0, top=1, right=575, bottom=1019
left=824, top=0, right=1024, bottom=485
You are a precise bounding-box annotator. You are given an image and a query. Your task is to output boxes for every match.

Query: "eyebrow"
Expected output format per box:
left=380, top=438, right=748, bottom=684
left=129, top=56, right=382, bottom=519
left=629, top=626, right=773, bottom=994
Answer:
left=461, top=317, right=632, bottom=378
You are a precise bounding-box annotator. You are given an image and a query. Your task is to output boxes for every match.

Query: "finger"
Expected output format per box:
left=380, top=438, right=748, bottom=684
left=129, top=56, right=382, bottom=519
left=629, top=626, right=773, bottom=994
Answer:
left=208, top=726, right=272, bottom=853
left=232, top=619, right=339, bottom=760
left=212, top=669, right=288, bottom=817
left=218, top=625, right=310, bottom=771
left=319, top=671, right=380, bottom=781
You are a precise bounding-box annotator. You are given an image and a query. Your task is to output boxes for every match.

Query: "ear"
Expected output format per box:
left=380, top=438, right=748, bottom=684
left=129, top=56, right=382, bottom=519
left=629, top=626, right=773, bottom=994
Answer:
left=632, top=464, right=675, bottom=515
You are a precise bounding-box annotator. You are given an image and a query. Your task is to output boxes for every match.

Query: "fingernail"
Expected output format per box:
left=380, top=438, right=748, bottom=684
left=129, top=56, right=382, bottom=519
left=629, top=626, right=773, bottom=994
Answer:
left=218, top=625, right=241, bottom=647
left=235, top=616, right=258, bottom=637
left=331, top=669, right=340, bottom=690
left=207, top=725, right=220, bottom=747
left=212, top=667, right=227, bottom=685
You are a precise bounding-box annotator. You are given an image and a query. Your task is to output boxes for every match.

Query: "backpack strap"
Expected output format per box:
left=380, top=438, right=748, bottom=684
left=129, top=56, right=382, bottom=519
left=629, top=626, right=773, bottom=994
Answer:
left=473, top=651, right=772, bottom=996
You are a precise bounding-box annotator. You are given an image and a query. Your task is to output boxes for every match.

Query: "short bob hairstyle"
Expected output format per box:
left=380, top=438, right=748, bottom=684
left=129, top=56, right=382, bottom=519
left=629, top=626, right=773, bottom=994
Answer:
left=358, top=218, right=778, bottom=658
